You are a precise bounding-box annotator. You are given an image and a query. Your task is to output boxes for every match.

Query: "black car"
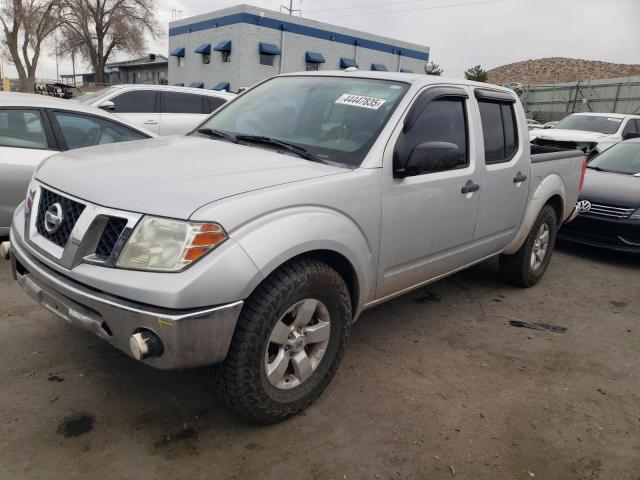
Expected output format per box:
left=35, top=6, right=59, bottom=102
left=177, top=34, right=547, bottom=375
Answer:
left=559, top=138, right=640, bottom=252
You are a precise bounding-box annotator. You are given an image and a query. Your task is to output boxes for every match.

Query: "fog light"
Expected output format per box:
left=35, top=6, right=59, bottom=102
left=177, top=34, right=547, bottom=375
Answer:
left=129, top=330, right=164, bottom=360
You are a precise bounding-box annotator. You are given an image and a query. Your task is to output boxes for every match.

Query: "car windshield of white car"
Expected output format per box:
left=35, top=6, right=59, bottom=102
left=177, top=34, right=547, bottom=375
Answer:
left=588, top=142, right=640, bottom=175
left=554, top=115, right=623, bottom=135
left=195, top=76, right=409, bottom=167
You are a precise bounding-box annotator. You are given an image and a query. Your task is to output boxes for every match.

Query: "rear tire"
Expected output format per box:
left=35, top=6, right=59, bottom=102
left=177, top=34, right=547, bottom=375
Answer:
left=500, top=205, right=558, bottom=288
left=211, top=258, right=351, bottom=424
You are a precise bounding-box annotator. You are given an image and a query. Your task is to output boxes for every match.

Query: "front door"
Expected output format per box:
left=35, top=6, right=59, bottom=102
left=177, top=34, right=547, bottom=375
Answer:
left=108, top=89, right=160, bottom=134
left=377, top=87, right=481, bottom=300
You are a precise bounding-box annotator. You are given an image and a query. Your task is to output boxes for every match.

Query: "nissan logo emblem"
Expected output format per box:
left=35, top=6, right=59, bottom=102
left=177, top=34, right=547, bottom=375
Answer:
left=578, top=200, right=592, bottom=213
left=44, top=203, right=64, bottom=233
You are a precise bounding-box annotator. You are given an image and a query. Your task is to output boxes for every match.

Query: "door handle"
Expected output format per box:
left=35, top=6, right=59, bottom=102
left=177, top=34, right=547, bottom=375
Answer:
left=461, top=180, right=480, bottom=194
left=143, top=120, right=158, bottom=125
left=513, top=173, right=527, bottom=183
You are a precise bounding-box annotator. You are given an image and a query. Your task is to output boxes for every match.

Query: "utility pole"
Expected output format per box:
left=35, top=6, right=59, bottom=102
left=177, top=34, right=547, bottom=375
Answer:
left=280, top=0, right=301, bottom=15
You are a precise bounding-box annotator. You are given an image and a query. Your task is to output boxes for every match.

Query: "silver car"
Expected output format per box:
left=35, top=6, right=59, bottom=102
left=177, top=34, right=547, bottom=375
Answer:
left=0, top=92, right=156, bottom=238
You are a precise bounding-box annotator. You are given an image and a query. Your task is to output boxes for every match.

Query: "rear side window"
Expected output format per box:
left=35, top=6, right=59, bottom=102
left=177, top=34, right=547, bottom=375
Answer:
left=161, top=92, right=205, bottom=114
left=53, top=112, right=148, bottom=149
left=622, top=119, right=639, bottom=135
left=0, top=109, right=49, bottom=149
left=478, top=100, right=519, bottom=164
left=110, top=90, right=157, bottom=113
left=205, top=96, right=227, bottom=114
left=401, top=98, right=469, bottom=172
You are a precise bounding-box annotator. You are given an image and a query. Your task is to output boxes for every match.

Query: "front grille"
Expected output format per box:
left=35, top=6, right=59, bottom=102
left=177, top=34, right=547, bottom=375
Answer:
left=36, top=188, right=86, bottom=247
left=95, top=217, right=128, bottom=259
left=582, top=203, right=635, bottom=219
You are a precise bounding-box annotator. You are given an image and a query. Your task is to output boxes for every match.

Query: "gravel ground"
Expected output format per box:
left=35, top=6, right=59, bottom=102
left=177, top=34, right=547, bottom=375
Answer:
left=0, top=241, right=639, bottom=480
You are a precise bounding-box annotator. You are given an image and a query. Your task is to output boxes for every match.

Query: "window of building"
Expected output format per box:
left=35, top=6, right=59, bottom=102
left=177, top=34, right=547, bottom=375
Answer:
left=177, top=56, right=184, bottom=67
left=399, top=98, right=469, bottom=174
left=260, top=53, right=274, bottom=66
left=306, top=62, right=319, bottom=71
left=202, top=53, right=210, bottom=65
left=110, top=90, right=157, bottom=113
left=0, top=109, right=48, bottom=149
left=161, top=91, right=205, bottom=114
left=53, top=112, right=147, bottom=149
left=221, top=51, right=231, bottom=63
left=478, top=100, right=519, bottom=164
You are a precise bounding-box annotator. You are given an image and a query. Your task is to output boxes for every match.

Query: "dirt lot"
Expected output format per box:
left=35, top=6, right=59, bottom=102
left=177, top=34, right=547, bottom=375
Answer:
left=0, top=241, right=639, bottom=480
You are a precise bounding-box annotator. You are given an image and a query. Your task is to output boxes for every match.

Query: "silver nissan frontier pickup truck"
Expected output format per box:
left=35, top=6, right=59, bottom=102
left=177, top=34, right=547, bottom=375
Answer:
left=8, top=71, right=585, bottom=423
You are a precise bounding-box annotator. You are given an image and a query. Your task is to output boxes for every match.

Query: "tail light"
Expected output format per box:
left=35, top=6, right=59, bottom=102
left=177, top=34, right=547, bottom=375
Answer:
left=579, top=159, right=587, bottom=191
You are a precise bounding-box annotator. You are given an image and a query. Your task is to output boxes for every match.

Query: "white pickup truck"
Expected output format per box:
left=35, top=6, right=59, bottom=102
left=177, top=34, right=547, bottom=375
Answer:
left=8, top=71, right=585, bottom=423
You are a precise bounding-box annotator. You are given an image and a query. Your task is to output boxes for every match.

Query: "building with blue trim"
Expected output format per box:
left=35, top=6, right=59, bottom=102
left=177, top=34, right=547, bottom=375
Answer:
left=168, top=4, right=430, bottom=92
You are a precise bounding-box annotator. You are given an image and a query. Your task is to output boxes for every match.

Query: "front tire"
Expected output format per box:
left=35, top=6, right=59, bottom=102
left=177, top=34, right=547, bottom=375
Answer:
left=211, top=258, right=351, bottom=423
left=500, top=205, right=558, bottom=287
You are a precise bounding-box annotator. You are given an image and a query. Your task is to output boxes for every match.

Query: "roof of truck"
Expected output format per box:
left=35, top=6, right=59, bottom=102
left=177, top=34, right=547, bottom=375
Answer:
left=569, top=112, right=640, bottom=119
left=278, top=70, right=513, bottom=92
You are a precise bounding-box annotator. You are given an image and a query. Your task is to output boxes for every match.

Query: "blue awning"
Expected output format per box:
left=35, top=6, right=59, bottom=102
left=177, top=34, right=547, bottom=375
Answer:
left=174, top=82, right=184, bottom=86
left=259, top=42, right=281, bottom=55
left=305, top=51, right=325, bottom=64
left=340, top=58, right=358, bottom=69
left=170, top=47, right=185, bottom=57
left=371, top=63, right=388, bottom=71
left=188, top=82, right=204, bottom=88
left=212, top=82, right=230, bottom=91
left=194, top=43, right=211, bottom=54
left=214, top=40, right=232, bottom=52
left=400, top=68, right=413, bottom=73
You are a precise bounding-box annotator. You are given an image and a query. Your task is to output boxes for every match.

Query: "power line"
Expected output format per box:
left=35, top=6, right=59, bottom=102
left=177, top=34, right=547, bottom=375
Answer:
left=310, top=0, right=509, bottom=19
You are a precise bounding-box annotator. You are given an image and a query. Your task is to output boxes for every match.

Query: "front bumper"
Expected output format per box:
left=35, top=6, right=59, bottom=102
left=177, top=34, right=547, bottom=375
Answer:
left=10, top=231, right=244, bottom=370
left=558, top=214, right=640, bottom=254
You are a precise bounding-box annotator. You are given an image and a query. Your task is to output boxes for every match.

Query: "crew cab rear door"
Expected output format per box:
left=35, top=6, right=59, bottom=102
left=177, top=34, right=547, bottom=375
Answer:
left=376, top=86, right=481, bottom=300
left=471, top=89, right=529, bottom=255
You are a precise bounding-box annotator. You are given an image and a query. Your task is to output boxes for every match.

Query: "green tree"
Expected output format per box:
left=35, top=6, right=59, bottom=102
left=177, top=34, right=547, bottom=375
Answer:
left=464, top=65, right=488, bottom=82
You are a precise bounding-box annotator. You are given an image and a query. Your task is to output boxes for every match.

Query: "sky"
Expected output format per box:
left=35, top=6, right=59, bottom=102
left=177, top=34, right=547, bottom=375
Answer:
left=1, top=0, right=639, bottom=80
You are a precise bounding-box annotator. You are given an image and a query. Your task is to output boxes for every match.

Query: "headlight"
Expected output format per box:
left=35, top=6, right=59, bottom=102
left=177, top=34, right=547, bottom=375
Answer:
left=631, top=208, right=640, bottom=220
left=116, top=216, right=227, bottom=272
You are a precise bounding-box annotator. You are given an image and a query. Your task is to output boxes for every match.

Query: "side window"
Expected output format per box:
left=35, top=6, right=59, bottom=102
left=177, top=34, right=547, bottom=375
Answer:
left=478, top=100, right=519, bottom=164
left=110, top=91, right=157, bottom=113
left=622, top=119, right=638, bottom=134
left=204, top=96, right=227, bottom=114
left=400, top=98, right=468, bottom=173
left=0, top=109, right=49, bottom=149
left=53, top=112, right=148, bottom=150
left=260, top=54, right=275, bottom=67
left=161, top=92, right=205, bottom=114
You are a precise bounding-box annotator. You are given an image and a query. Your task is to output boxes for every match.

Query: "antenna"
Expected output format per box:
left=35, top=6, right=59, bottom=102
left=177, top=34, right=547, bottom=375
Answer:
left=280, top=0, right=301, bottom=15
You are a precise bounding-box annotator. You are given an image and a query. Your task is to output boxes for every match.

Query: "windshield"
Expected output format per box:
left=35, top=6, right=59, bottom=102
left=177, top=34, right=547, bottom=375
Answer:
left=589, top=142, right=640, bottom=175
left=74, top=87, right=120, bottom=104
left=554, top=115, right=623, bottom=134
left=195, top=76, right=409, bottom=167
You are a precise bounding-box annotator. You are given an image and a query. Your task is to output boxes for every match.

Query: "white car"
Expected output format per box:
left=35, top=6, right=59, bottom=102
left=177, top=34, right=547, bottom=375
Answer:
left=0, top=92, right=156, bottom=237
left=74, top=84, right=236, bottom=136
left=530, top=112, right=640, bottom=158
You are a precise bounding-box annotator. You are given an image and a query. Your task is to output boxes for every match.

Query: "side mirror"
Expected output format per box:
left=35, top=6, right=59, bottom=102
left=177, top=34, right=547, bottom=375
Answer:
left=394, top=142, right=463, bottom=178
left=622, top=132, right=640, bottom=141
left=98, top=100, right=115, bottom=112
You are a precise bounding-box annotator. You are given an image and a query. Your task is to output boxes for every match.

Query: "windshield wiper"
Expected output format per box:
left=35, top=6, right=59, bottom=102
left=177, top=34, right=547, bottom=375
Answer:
left=234, top=134, right=325, bottom=163
left=196, top=128, right=240, bottom=144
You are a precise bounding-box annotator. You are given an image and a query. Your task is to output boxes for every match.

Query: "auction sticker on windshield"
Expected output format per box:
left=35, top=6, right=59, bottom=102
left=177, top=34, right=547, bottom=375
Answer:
left=335, top=94, right=386, bottom=110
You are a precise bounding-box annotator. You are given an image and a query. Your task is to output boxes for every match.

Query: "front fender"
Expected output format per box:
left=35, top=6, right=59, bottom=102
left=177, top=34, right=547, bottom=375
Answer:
left=231, top=206, right=375, bottom=314
left=503, top=173, right=565, bottom=255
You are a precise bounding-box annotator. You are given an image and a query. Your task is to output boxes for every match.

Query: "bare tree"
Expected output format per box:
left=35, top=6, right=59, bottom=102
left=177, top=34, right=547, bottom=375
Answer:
left=61, top=0, right=159, bottom=84
left=0, top=0, right=62, bottom=92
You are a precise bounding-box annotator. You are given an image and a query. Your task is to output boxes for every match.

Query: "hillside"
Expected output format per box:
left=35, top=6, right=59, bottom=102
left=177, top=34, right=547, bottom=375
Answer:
left=487, top=57, right=640, bottom=85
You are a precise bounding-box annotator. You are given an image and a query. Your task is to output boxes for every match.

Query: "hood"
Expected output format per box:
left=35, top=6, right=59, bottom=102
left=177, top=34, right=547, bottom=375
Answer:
left=579, top=169, right=640, bottom=208
left=36, top=136, right=348, bottom=219
left=530, top=128, right=613, bottom=143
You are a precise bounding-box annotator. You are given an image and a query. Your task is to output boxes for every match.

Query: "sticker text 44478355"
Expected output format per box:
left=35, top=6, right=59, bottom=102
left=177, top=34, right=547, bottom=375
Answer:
left=335, top=94, right=387, bottom=110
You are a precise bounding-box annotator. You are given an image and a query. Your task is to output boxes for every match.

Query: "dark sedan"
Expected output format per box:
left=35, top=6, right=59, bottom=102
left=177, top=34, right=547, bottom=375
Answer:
left=559, top=138, right=640, bottom=252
